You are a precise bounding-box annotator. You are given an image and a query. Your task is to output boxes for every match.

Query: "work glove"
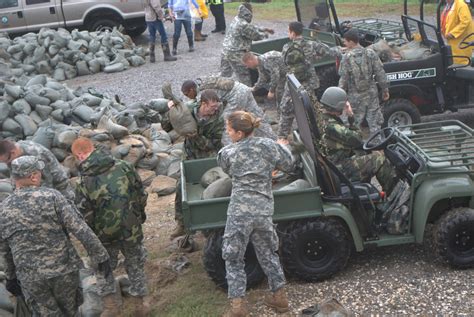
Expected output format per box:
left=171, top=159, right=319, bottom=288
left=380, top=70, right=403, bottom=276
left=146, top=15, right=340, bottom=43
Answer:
left=6, top=278, right=23, bottom=297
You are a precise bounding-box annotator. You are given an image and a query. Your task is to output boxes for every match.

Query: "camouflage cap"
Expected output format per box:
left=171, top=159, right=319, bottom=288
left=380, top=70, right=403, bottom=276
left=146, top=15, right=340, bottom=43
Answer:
left=11, top=155, right=45, bottom=178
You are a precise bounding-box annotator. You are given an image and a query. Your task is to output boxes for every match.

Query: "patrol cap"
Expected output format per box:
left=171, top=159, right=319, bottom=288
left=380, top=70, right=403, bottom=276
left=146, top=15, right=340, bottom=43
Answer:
left=11, top=156, right=45, bottom=178
left=320, top=87, right=347, bottom=112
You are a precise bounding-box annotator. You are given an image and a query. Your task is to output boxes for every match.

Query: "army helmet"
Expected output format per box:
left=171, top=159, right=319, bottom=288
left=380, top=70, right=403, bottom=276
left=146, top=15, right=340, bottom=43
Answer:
left=320, top=87, right=347, bottom=112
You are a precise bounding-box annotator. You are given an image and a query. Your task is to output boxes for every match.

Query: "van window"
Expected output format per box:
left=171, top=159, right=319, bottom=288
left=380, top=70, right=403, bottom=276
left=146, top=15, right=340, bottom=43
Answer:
left=0, top=0, right=19, bottom=9
left=25, top=0, right=50, bottom=5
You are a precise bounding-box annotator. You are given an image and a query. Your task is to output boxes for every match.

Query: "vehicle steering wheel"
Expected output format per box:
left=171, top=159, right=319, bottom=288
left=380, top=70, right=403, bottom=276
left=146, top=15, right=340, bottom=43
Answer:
left=363, top=127, right=395, bottom=151
left=459, top=32, right=474, bottom=50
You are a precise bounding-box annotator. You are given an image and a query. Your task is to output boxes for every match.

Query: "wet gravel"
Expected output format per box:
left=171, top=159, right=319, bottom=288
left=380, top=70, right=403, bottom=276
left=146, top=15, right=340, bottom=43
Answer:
left=65, top=13, right=473, bottom=316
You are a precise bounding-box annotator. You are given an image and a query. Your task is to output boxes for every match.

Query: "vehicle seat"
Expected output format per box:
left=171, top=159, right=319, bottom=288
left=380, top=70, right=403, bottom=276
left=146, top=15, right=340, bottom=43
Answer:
left=449, top=67, right=474, bottom=80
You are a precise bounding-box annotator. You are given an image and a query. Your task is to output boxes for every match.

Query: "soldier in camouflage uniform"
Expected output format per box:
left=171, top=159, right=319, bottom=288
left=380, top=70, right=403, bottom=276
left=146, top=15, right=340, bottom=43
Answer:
left=0, top=156, right=109, bottom=317
left=317, top=87, right=397, bottom=195
left=197, top=76, right=277, bottom=145
left=72, top=138, right=149, bottom=317
left=168, top=89, right=226, bottom=238
left=338, top=29, right=390, bottom=136
left=0, top=139, right=75, bottom=200
left=217, top=111, right=294, bottom=316
left=220, top=3, right=274, bottom=86
left=242, top=51, right=287, bottom=107
left=278, top=21, right=341, bottom=141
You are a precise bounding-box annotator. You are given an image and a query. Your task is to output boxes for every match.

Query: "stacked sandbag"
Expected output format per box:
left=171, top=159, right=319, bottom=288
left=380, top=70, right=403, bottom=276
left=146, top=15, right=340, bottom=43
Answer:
left=0, top=27, right=145, bottom=81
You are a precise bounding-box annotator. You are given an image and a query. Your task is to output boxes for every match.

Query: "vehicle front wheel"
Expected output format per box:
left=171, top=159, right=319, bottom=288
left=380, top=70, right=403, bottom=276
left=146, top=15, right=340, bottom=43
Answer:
left=383, top=98, right=421, bottom=128
left=435, top=207, right=474, bottom=269
left=280, top=218, right=351, bottom=282
left=202, top=230, right=265, bottom=289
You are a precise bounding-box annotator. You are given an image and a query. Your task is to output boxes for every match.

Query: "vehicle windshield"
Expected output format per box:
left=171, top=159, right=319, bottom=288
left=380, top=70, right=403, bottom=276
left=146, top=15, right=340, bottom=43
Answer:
left=296, top=0, right=333, bottom=32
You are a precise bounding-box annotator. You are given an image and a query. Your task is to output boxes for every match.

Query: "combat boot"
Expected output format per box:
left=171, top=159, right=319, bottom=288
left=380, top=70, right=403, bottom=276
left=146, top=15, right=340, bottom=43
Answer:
left=162, top=43, right=177, bottom=62
left=170, top=220, right=186, bottom=239
left=264, top=287, right=289, bottom=313
left=194, top=29, right=206, bottom=41
left=149, top=44, right=156, bottom=63
left=172, top=38, right=178, bottom=55
left=129, top=296, right=150, bottom=317
left=224, top=298, right=248, bottom=317
left=187, top=35, right=195, bottom=52
left=100, top=294, right=121, bottom=317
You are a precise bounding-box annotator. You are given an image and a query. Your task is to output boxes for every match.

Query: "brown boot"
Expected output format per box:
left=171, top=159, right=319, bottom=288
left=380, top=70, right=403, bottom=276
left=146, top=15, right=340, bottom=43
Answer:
left=194, top=29, right=206, bottom=41
left=101, top=294, right=121, bottom=317
left=149, top=44, right=156, bottom=63
left=264, top=287, right=289, bottom=313
left=224, top=298, right=248, bottom=317
left=129, top=296, right=150, bottom=317
left=169, top=220, right=186, bottom=240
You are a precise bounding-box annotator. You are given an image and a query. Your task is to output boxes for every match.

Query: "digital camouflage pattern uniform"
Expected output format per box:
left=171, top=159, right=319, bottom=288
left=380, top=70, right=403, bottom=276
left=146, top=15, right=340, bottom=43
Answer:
left=318, top=112, right=397, bottom=194
left=0, top=157, right=109, bottom=317
left=254, top=50, right=287, bottom=106
left=338, top=46, right=389, bottom=136
left=17, top=140, right=75, bottom=200
left=75, top=149, right=148, bottom=297
left=221, top=4, right=269, bottom=86
left=217, top=137, right=294, bottom=299
left=199, top=76, right=276, bottom=145
left=278, top=37, right=340, bottom=138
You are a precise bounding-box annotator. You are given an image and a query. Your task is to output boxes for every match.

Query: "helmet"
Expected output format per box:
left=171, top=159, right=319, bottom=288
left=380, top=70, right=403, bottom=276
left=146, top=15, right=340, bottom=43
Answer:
left=320, top=87, right=347, bottom=112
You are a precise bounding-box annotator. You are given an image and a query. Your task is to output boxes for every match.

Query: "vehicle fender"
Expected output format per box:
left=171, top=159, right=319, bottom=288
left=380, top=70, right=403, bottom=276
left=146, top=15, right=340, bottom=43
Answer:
left=82, top=5, right=127, bottom=23
left=388, top=84, right=424, bottom=99
left=412, top=174, right=474, bottom=243
left=322, top=202, right=364, bottom=251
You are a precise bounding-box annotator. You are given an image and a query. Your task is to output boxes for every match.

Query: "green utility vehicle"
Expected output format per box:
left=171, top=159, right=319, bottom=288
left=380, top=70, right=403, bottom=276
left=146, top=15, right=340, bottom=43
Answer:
left=180, top=75, right=474, bottom=288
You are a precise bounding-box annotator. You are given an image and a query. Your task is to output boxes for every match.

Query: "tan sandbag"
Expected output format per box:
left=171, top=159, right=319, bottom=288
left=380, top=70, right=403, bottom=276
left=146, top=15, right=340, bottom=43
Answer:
left=155, top=153, right=173, bottom=176
left=98, top=115, right=129, bottom=139
left=122, top=145, right=145, bottom=165
left=137, top=153, right=159, bottom=170
left=202, top=177, right=232, bottom=199
left=136, top=169, right=156, bottom=187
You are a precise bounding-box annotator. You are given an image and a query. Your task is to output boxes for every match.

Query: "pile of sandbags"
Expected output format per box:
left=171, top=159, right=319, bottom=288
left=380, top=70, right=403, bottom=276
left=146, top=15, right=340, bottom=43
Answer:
left=0, top=27, right=145, bottom=81
left=368, top=38, right=432, bottom=62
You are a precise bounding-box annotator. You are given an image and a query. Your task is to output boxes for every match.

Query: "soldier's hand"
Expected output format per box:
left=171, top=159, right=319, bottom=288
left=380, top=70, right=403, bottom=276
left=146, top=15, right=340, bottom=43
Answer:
left=6, top=278, right=23, bottom=297
left=344, top=101, right=354, bottom=116
left=277, top=138, right=289, bottom=145
left=267, top=91, right=275, bottom=100
left=167, top=100, right=176, bottom=109
left=382, top=91, right=390, bottom=101
left=265, top=28, right=275, bottom=35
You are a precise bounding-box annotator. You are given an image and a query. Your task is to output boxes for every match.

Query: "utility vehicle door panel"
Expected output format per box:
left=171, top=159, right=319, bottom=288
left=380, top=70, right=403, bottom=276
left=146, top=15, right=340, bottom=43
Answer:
left=23, top=0, right=60, bottom=31
left=0, top=0, right=27, bottom=33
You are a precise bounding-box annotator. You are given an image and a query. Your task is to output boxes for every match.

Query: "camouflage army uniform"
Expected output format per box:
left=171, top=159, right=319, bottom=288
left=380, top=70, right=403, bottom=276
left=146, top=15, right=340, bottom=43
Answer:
left=0, top=182, right=109, bottom=316
left=217, top=137, right=294, bottom=299
left=75, top=149, right=148, bottom=297
left=318, top=112, right=397, bottom=194
left=199, top=76, right=276, bottom=145
left=338, top=46, right=389, bottom=136
left=220, top=4, right=269, bottom=86
left=17, top=140, right=75, bottom=200
left=254, top=50, right=287, bottom=106
left=278, top=37, right=340, bottom=139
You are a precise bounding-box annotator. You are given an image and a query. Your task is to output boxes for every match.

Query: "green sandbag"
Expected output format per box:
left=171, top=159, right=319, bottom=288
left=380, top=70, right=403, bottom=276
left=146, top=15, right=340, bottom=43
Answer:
left=53, top=68, right=66, bottom=81
left=25, top=74, right=47, bottom=87
left=48, top=44, right=60, bottom=55
left=200, top=167, right=229, bottom=188
left=104, top=63, right=125, bottom=73
left=148, top=99, right=170, bottom=113
left=14, top=114, right=37, bottom=136
left=32, top=46, right=46, bottom=63
left=76, top=60, right=90, bottom=76
left=54, top=129, right=78, bottom=149
left=97, top=115, right=128, bottom=139
left=23, top=43, right=36, bottom=55
left=276, top=179, right=311, bottom=191
left=51, top=109, right=64, bottom=122
left=32, top=126, right=56, bottom=149
left=49, top=54, right=62, bottom=68
left=51, top=147, right=68, bottom=162
left=111, top=144, right=131, bottom=158
left=0, top=180, right=13, bottom=193
left=73, top=105, right=94, bottom=123
left=137, top=154, right=159, bottom=170
left=12, top=99, right=31, bottom=114
left=202, top=177, right=233, bottom=199
left=0, top=283, right=14, bottom=314
left=24, top=92, right=50, bottom=106
left=128, top=55, right=145, bottom=67
left=36, top=60, right=52, bottom=74
left=39, top=88, right=61, bottom=102
left=7, top=44, right=22, bottom=54
left=81, top=94, right=102, bottom=107
left=2, top=118, right=22, bottom=135
left=88, top=59, right=102, bottom=73
left=29, top=111, right=43, bottom=124
left=5, top=84, right=23, bottom=99
left=0, top=101, right=11, bottom=123
left=10, top=68, right=24, bottom=77
left=45, top=81, right=64, bottom=91
left=21, top=64, right=36, bottom=74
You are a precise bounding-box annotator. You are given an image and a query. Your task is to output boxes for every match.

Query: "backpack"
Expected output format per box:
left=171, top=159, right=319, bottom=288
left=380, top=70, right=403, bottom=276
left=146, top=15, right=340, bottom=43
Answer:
left=346, top=48, right=373, bottom=91
left=284, top=39, right=311, bottom=82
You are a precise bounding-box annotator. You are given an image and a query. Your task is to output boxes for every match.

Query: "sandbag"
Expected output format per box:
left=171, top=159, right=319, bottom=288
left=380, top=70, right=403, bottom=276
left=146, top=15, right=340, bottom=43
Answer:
left=54, top=129, right=78, bottom=149
left=162, top=83, right=197, bottom=136
left=35, top=104, right=53, bottom=120
left=137, top=154, right=159, bottom=170
left=51, top=147, right=68, bottom=162
left=122, top=145, right=145, bottom=165
left=277, top=179, right=311, bottom=191
left=104, top=63, right=125, bottom=73
left=32, top=126, right=55, bottom=149
left=0, top=101, right=11, bottom=123
left=148, top=98, right=170, bottom=113
left=200, top=167, right=229, bottom=188
left=76, top=60, right=90, bottom=76
left=73, top=105, right=94, bottom=123
left=2, top=118, right=22, bottom=135
left=0, top=180, right=13, bottom=193
left=25, top=74, right=47, bottom=87
left=111, top=144, right=131, bottom=158
left=128, top=55, right=145, bottom=67
left=24, top=91, right=50, bottom=106
left=4, top=84, right=23, bottom=99
left=63, top=155, right=79, bottom=177
left=0, top=283, right=14, bottom=313
left=155, top=153, right=173, bottom=176
left=14, top=114, right=37, bottom=136
left=11, top=99, right=31, bottom=114
left=202, top=177, right=232, bottom=199
left=53, top=68, right=66, bottom=81
left=97, top=116, right=128, bottom=139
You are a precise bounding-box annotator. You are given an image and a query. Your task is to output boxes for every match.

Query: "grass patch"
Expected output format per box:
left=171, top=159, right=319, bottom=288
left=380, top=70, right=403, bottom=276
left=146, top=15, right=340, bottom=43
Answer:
left=225, top=0, right=438, bottom=20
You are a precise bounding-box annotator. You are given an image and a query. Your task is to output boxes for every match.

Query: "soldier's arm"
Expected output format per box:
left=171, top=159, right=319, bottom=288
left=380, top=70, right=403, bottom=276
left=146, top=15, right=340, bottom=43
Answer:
left=0, top=240, right=16, bottom=280
left=217, top=146, right=232, bottom=174
left=125, top=163, right=148, bottom=221
left=310, top=41, right=338, bottom=60
left=326, top=122, right=363, bottom=148
left=44, top=150, right=75, bottom=200
left=274, top=143, right=295, bottom=173
left=254, top=64, right=270, bottom=91
left=242, top=23, right=267, bottom=41
left=55, top=194, right=109, bottom=264
left=74, top=182, right=95, bottom=226
left=370, top=49, right=389, bottom=92
left=338, top=55, right=350, bottom=91
left=268, top=62, right=281, bottom=93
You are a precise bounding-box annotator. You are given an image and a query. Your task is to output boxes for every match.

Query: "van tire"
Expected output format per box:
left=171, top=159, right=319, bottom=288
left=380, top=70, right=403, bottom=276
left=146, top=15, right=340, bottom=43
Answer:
left=280, top=218, right=351, bottom=282
left=202, top=230, right=265, bottom=289
left=435, top=207, right=474, bottom=269
left=383, top=98, right=421, bottom=128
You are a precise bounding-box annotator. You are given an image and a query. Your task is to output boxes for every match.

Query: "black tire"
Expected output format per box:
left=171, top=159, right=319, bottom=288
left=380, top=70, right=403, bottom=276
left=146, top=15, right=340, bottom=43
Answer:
left=435, top=207, right=474, bottom=269
left=202, top=231, right=265, bottom=289
left=383, top=98, right=421, bottom=128
left=280, top=218, right=351, bottom=282
left=316, top=65, right=339, bottom=100
left=88, top=18, right=120, bottom=33
left=126, top=25, right=147, bottom=38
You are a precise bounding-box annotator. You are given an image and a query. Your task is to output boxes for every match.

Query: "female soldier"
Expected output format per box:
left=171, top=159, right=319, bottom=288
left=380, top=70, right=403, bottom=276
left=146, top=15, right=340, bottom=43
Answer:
left=217, top=111, right=294, bottom=316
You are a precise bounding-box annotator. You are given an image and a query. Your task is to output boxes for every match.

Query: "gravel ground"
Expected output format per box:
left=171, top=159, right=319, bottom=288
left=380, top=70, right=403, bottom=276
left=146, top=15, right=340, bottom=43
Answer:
left=67, top=13, right=473, bottom=316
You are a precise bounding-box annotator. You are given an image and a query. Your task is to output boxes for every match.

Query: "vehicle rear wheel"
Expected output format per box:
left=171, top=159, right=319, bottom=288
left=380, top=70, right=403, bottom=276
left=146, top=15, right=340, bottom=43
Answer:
left=383, top=98, right=421, bottom=128
left=435, top=207, right=474, bottom=269
left=280, top=218, right=351, bottom=282
left=202, top=230, right=265, bottom=289
left=89, top=18, right=120, bottom=33
left=316, top=65, right=339, bottom=100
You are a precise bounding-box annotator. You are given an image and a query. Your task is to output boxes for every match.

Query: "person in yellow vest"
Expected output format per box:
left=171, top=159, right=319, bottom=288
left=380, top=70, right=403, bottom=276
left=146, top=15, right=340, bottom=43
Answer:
left=194, top=0, right=209, bottom=41
left=441, top=0, right=474, bottom=65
